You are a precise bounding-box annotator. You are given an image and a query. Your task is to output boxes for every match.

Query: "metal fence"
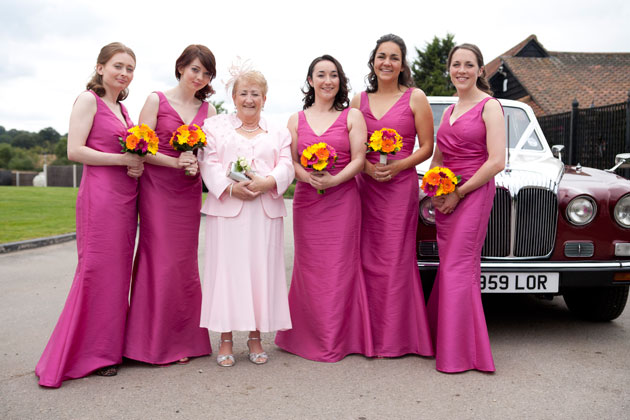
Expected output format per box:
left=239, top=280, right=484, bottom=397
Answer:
left=538, top=95, right=630, bottom=178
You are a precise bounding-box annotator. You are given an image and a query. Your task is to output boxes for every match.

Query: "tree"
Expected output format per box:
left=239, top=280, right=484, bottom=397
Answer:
left=212, top=100, right=228, bottom=114
left=0, top=143, right=13, bottom=168
left=38, top=127, right=61, bottom=145
left=411, top=34, right=456, bottom=96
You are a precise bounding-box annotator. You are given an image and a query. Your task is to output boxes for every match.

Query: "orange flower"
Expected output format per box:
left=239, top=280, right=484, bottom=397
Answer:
left=125, top=134, right=139, bottom=149
left=441, top=177, right=455, bottom=194
left=426, top=171, right=441, bottom=185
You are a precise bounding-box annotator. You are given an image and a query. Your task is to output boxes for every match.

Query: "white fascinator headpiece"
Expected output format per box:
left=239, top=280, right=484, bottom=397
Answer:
left=223, top=56, right=254, bottom=95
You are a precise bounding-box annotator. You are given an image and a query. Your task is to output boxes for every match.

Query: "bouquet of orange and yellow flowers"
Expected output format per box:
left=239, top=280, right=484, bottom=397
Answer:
left=421, top=166, right=462, bottom=197
left=119, top=124, right=159, bottom=156
left=366, top=127, right=403, bottom=164
left=169, top=124, right=206, bottom=175
left=300, top=142, right=337, bottom=194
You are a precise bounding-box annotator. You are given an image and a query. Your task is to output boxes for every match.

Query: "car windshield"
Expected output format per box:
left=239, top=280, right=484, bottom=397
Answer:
left=430, top=103, right=544, bottom=151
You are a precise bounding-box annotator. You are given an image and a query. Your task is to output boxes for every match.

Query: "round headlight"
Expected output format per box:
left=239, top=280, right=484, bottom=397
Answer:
left=566, top=196, right=597, bottom=225
left=614, top=194, right=630, bottom=228
left=420, top=197, right=435, bottom=225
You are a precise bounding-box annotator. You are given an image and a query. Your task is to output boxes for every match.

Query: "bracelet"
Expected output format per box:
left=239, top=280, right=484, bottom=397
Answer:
left=229, top=184, right=233, bottom=197
left=455, top=187, right=465, bottom=199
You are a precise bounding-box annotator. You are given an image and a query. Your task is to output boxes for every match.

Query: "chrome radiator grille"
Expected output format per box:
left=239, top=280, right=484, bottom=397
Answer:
left=482, top=187, right=558, bottom=258
left=482, top=188, right=511, bottom=257
left=514, top=188, right=558, bottom=257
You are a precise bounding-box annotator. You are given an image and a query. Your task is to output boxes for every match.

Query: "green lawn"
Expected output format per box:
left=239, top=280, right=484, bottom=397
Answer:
left=0, top=185, right=295, bottom=243
left=0, top=186, right=78, bottom=243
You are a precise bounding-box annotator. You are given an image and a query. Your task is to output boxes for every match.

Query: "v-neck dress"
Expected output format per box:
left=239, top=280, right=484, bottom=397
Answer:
left=275, top=109, right=374, bottom=361
left=124, top=92, right=211, bottom=364
left=356, top=88, right=433, bottom=357
left=427, top=97, right=496, bottom=372
left=36, top=90, right=138, bottom=387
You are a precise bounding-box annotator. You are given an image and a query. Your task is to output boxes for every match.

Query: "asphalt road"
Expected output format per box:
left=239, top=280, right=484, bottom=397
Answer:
left=1, top=201, right=629, bottom=419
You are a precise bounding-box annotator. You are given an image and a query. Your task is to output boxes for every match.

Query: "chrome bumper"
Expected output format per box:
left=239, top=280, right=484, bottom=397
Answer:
left=418, top=260, right=630, bottom=271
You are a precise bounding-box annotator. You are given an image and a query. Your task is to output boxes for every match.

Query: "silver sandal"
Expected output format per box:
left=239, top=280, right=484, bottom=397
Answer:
left=246, top=337, right=268, bottom=365
left=217, top=339, right=235, bottom=367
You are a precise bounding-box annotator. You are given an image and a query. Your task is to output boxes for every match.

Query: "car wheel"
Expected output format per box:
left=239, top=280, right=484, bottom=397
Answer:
left=563, top=286, right=629, bottom=321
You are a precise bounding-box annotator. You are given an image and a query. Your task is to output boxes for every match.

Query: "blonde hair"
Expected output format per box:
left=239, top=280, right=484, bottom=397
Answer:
left=86, top=42, right=136, bottom=102
left=232, top=70, right=268, bottom=97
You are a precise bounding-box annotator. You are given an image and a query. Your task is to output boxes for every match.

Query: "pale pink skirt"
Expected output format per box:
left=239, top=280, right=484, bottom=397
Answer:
left=200, top=197, right=292, bottom=332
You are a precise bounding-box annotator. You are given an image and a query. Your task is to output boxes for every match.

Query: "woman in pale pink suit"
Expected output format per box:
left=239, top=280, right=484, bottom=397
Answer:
left=124, top=45, right=216, bottom=365
left=427, top=43, right=505, bottom=373
left=36, top=43, right=144, bottom=387
left=275, top=55, right=373, bottom=361
left=350, top=34, right=434, bottom=357
left=198, top=69, right=294, bottom=367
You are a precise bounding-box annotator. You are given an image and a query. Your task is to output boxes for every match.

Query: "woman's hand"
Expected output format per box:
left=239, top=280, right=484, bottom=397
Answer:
left=177, top=151, right=198, bottom=175
left=367, top=160, right=404, bottom=182
left=123, top=153, right=145, bottom=178
left=231, top=180, right=261, bottom=201
left=434, top=192, right=461, bottom=214
left=245, top=173, right=276, bottom=194
left=308, top=171, right=337, bottom=191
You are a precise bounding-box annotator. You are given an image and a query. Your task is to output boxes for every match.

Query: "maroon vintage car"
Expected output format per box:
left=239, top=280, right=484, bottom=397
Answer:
left=417, top=97, right=630, bottom=321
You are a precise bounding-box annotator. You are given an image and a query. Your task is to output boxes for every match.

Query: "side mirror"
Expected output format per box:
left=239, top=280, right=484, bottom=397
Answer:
left=551, top=145, right=565, bottom=162
left=606, top=153, right=630, bottom=173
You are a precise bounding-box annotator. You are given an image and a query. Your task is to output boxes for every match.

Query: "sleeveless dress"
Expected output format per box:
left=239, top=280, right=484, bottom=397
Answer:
left=275, top=109, right=374, bottom=362
left=356, top=88, right=433, bottom=357
left=35, top=90, right=137, bottom=388
left=124, top=92, right=211, bottom=364
left=427, top=97, right=497, bottom=373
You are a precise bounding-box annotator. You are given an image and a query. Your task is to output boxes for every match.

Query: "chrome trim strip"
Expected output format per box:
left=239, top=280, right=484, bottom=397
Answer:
left=418, top=261, right=630, bottom=269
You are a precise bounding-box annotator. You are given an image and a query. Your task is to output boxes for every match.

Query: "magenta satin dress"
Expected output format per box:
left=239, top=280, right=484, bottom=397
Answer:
left=275, top=109, right=373, bottom=361
left=124, top=92, right=211, bottom=364
left=356, top=89, right=433, bottom=357
left=35, top=90, right=137, bottom=388
left=427, top=97, right=497, bottom=373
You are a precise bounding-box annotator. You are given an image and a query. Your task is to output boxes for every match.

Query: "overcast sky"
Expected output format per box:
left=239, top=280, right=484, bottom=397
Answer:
left=1, top=0, right=628, bottom=134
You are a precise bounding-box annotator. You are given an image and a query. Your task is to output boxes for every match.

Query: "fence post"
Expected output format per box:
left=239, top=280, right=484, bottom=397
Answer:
left=73, top=164, right=77, bottom=188
left=569, top=99, right=579, bottom=165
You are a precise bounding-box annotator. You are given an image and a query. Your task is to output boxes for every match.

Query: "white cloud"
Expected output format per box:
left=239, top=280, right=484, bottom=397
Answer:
left=0, top=0, right=628, bottom=133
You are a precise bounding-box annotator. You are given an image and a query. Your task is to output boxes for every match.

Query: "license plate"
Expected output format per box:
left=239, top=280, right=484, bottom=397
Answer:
left=480, top=272, right=559, bottom=293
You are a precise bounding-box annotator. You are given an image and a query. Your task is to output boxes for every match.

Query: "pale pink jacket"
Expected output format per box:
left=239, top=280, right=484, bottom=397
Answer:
left=199, top=114, right=295, bottom=218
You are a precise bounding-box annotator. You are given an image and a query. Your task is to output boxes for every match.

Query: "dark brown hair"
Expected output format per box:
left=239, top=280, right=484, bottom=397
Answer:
left=366, top=34, right=413, bottom=93
left=175, top=44, right=217, bottom=100
left=447, top=43, right=493, bottom=95
left=302, top=55, right=349, bottom=111
left=87, top=42, right=136, bottom=102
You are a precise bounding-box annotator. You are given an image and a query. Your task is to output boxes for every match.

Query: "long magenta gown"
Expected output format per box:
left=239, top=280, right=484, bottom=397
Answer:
left=35, top=90, right=137, bottom=388
left=124, top=92, right=211, bottom=364
left=275, top=109, right=374, bottom=361
left=427, top=97, right=497, bottom=373
left=356, top=88, right=433, bottom=357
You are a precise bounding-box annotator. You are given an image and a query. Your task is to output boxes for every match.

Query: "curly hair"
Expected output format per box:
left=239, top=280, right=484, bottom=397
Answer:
left=175, top=44, right=217, bottom=101
left=447, top=43, right=493, bottom=95
left=86, top=42, right=136, bottom=102
left=365, top=34, right=413, bottom=93
left=302, top=55, right=349, bottom=111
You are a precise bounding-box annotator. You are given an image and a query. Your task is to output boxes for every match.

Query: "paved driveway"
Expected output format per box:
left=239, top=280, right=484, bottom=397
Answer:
left=1, top=201, right=629, bottom=419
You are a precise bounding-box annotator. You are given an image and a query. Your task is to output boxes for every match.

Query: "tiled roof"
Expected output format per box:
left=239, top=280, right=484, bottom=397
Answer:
left=485, top=34, right=540, bottom=77
left=503, top=53, right=630, bottom=114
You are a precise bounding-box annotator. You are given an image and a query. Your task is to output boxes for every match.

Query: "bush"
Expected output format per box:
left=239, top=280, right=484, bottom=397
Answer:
left=7, top=148, right=36, bottom=170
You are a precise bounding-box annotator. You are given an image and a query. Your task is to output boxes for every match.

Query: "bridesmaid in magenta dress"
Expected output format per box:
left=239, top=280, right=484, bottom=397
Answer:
left=124, top=45, right=217, bottom=365
left=275, top=55, right=373, bottom=361
left=427, top=43, right=505, bottom=373
left=36, top=43, right=144, bottom=387
left=350, top=34, right=435, bottom=357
